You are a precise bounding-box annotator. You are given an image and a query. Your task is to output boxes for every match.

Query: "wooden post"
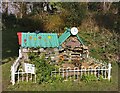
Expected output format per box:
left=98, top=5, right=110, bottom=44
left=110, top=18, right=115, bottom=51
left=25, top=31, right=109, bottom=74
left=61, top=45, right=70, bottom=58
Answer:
left=108, top=63, right=112, bottom=81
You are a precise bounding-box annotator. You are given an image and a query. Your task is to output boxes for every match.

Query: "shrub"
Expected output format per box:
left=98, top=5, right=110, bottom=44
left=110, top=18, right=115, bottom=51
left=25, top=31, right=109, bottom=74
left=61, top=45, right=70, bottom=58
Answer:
left=44, top=14, right=65, bottom=33
left=29, top=53, right=61, bottom=84
left=88, top=2, right=101, bottom=12
left=17, top=17, right=43, bottom=31
left=51, top=74, right=64, bottom=83
left=61, top=2, right=87, bottom=27
left=2, top=13, right=17, bottom=28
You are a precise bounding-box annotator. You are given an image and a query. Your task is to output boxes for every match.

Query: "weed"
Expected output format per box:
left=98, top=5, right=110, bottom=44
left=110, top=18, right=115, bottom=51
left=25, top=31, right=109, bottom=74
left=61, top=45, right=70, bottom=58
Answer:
left=81, top=74, right=98, bottom=82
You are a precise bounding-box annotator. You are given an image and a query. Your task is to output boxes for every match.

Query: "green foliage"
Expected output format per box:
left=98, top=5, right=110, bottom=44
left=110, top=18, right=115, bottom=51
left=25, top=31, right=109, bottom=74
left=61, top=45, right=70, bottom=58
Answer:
left=90, top=48, right=96, bottom=53
left=28, top=52, right=38, bottom=61
left=61, top=2, right=87, bottom=27
left=51, top=74, right=64, bottom=83
left=31, top=2, right=47, bottom=15
left=88, top=2, right=101, bottom=12
left=17, top=17, right=43, bottom=31
left=44, top=14, right=64, bottom=32
left=81, top=74, right=98, bottom=82
left=98, top=75, right=104, bottom=81
left=95, top=12, right=119, bottom=33
left=5, top=61, right=118, bottom=91
left=2, top=13, right=17, bottom=28
left=34, top=56, right=54, bottom=84
left=28, top=53, right=63, bottom=84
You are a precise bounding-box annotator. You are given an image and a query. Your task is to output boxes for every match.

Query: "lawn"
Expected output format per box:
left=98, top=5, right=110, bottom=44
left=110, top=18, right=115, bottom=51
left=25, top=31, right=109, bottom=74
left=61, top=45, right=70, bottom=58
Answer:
left=1, top=27, right=119, bottom=92
left=5, top=63, right=118, bottom=91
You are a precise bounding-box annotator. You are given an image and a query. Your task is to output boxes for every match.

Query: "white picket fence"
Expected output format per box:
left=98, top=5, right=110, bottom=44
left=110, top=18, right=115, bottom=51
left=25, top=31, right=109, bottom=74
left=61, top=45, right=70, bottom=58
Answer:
left=14, top=69, right=36, bottom=84
left=11, top=49, right=22, bottom=85
left=11, top=49, right=36, bottom=85
left=51, top=63, right=112, bottom=81
left=11, top=49, right=112, bottom=85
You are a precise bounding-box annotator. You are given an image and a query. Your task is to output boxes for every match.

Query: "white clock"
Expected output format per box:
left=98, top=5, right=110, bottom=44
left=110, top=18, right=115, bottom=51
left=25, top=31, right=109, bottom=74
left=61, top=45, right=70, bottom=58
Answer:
left=71, top=27, right=78, bottom=35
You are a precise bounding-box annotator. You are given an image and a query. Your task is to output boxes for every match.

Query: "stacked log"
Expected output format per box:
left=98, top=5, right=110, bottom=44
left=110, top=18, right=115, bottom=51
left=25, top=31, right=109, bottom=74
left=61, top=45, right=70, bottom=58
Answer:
left=60, top=36, right=89, bottom=62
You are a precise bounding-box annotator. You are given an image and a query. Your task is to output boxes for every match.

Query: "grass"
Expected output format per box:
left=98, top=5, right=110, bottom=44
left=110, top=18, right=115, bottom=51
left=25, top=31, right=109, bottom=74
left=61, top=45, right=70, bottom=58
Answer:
left=79, top=30, right=118, bottom=62
left=2, top=27, right=119, bottom=91
left=2, top=27, right=26, bottom=91
left=2, top=61, right=12, bottom=91
left=5, top=63, right=118, bottom=91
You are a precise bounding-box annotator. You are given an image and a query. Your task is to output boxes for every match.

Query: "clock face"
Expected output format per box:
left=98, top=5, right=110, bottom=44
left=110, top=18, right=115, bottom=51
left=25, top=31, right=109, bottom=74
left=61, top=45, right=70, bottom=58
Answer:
left=71, top=27, right=78, bottom=35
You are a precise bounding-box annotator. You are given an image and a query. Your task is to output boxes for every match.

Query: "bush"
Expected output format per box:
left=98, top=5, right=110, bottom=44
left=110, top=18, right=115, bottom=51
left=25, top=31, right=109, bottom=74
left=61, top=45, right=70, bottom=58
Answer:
left=61, top=2, right=87, bottom=27
left=29, top=53, right=61, bottom=84
left=88, top=2, right=101, bottom=12
left=17, top=17, right=43, bottom=31
left=44, top=14, right=64, bottom=33
left=51, top=74, right=64, bottom=83
left=2, top=13, right=17, bottom=28
left=95, top=12, right=119, bottom=33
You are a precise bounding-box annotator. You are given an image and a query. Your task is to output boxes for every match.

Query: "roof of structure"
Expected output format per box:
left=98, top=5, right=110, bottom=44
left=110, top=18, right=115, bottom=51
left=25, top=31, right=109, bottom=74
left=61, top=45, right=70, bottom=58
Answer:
left=18, top=33, right=59, bottom=48
left=17, top=28, right=84, bottom=48
left=58, top=28, right=84, bottom=45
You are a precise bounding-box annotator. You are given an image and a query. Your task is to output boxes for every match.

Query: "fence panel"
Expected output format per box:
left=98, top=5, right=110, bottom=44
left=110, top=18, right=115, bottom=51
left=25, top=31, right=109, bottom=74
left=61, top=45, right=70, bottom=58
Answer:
left=51, top=63, right=112, bottom=81
left=11, top=49, right=36, bottom=85
left=15, top=70, right=36, bottom=84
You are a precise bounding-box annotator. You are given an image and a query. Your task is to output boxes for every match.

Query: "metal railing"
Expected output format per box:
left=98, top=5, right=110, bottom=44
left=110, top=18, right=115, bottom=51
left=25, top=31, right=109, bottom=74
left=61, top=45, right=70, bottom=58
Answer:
left=11, top=49, right=36, bottom=85
left=15, top=69, right=36, bottom=84
left=51, top=63, right=112, bottom=81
